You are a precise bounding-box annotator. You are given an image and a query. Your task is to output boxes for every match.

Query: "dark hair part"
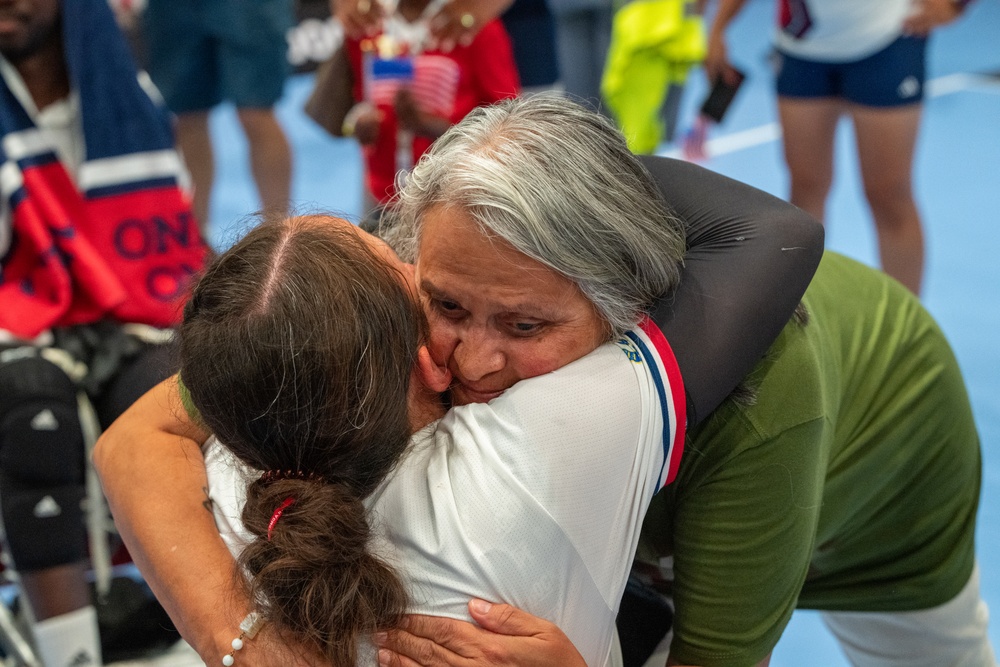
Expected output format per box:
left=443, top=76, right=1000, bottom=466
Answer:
left=179, top=214, right=422, bottom=665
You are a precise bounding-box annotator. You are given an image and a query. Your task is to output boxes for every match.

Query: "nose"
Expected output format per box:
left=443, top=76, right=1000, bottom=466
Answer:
left=451, top=328, right=505, bottom=382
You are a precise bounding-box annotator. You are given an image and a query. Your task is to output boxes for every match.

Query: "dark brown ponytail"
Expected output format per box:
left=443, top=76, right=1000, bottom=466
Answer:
left=239, top=478, right=407, bottom=664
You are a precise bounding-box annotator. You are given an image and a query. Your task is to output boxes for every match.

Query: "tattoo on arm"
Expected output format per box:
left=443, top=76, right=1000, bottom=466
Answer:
left=202, top=486, right=215, bottom=514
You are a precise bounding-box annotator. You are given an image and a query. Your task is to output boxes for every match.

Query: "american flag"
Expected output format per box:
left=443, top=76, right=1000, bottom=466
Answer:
left=410, top=55, right=460, bottom=118
left=366, top=55, right=415, bottom=107
left=365, top=54, right=460, bottom=118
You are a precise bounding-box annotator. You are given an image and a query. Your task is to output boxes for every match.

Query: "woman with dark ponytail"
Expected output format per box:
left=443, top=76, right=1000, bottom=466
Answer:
left=179, top=214, right=424, bottom=665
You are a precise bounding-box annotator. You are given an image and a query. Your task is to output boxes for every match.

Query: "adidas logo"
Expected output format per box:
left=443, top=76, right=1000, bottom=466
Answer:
left=67, top=650, right=95, bottom=666
left=898, top=75, right=920, bottom=99
left=33, top=495, right=62, bottom=518
left=30, top=409, right=59, bottom=431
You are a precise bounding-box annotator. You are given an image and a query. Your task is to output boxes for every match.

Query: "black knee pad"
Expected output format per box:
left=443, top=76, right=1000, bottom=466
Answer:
left=0, top=355, right=87, bottom=570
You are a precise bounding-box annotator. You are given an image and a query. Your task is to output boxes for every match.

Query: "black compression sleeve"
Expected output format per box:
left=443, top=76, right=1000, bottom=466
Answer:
left=638, top=156, right=824, bottom=426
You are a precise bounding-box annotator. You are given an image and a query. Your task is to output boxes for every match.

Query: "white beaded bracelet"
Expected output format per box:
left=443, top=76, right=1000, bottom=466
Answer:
left=222, top=612, right=265, bottom=666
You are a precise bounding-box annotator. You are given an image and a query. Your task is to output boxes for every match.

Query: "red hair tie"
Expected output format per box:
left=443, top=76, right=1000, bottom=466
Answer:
left=267, top=497, right=296, bottom=541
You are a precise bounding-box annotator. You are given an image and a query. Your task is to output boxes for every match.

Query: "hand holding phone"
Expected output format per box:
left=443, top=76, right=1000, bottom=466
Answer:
left=700, top=68, right=746, bottom=124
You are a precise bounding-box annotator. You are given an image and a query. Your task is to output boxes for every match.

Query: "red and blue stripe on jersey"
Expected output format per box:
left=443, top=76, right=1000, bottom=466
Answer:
left=624, top=316, right=687, bottom=491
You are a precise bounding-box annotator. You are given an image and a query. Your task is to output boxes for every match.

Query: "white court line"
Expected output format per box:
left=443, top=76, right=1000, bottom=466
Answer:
left=658, top=71, right=998, bottom=160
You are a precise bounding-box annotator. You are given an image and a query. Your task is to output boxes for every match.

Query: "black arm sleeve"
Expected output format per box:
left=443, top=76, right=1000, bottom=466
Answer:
left=638, top=156, right=824, bottom=426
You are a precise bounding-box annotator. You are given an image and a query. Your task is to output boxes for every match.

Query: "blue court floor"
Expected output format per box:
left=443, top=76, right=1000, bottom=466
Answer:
left=202, top=1, right=1000, bottom=664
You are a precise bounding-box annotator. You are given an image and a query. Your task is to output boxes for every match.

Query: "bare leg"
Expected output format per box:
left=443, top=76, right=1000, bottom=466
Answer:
left=19, top=562, right=91, bottom=619
left=777, top=96, right=842, bottom=223
left=237, top=107, right=292, bottom=216
left=851, top=103, right=924, bottom=295
left=174, top=111, right=215, bottom=234
left=23, top=565, right=101, bottom=667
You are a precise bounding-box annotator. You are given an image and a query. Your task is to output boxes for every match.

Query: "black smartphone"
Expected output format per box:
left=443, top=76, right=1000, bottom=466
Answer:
left=700, top=69, right=746, bottom=123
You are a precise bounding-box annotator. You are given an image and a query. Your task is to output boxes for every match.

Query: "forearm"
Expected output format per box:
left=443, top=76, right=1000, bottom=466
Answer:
left=708, top=0, right=749, bottom=38
left=93, top=378, right=248, bottom=661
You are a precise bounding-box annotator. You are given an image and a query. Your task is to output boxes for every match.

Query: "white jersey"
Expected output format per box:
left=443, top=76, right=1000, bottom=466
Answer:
left=774, top=0, right=915, bottom=62
left=206, top=319, right=685, bottom=667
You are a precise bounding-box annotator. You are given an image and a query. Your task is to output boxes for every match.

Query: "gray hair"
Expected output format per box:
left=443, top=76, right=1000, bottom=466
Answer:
left=380, top=93, right=686, bottom=337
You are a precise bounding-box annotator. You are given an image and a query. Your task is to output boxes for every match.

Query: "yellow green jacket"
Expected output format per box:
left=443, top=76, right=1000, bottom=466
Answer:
left=601, top=0, right=705, bottom=153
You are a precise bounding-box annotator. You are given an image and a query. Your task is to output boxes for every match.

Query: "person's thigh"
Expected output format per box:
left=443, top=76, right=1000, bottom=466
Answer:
left=774, top=50, right=845, bottom=218
left=821, top=563, right=997, bottom=667
left=777, top=96, right=841, bottom=214
left=144, top=2, right=221, bottom=113
left=217, top=0, right=293, bottom=108
left=850, top=102, right=922, bottom=204
left=775, top=49, right=840, bottom=100
left=843, top=36, right=926, bottom=202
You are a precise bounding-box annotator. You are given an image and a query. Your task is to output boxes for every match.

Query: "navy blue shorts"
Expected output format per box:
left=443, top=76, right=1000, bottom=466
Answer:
left=775, top=35, right=927, bottom=108
left=144, top=0, right=294, bottom=113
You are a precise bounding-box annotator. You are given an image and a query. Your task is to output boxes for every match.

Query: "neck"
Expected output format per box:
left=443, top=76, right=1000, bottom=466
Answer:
left=8, top=37, right=69, bottom=110
left=397, top=0, right=431, bottom=22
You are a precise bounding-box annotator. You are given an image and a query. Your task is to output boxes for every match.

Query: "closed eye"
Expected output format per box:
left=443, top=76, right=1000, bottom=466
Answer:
left=430, top=298, right=465, bottom=318
left=503, top=320, right=545, bottom=337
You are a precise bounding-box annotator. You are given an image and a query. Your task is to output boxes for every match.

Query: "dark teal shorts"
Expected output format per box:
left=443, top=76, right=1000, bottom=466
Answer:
left=775, top=35, right=927, bottom=108
left=144, top=0, right=294, bottom=113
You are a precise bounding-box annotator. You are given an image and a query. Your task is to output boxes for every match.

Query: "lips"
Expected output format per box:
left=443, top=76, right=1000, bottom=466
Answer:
left=0, top=6, right=26, bottom=23
left=451, top=382, right=504, bottom=405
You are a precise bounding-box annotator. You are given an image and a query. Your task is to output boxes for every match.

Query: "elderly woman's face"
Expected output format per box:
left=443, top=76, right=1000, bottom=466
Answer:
left=415, top=206, right=606, bottom=405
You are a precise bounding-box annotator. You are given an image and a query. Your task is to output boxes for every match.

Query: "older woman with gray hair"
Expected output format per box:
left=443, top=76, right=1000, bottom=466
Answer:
left=384, top=93, right=685, bottom=335
left=94, top=94, right=822, bottom=667
left=383, top=92, right=818, bottom=420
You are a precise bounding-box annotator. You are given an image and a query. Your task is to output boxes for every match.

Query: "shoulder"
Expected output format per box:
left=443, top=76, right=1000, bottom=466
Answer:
left=450, top=327, right=682, bottom=485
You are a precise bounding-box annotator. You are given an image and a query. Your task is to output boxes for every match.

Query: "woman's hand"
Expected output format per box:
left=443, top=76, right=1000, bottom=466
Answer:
left=345, top=103, right=383, bottom=145
left=332, top=0, right=385, bottom=39
left=375, top=599, right=587, bottom=667
left=426, top=0, right=514, bottom=51
left=703, top=30, right=740, bottom=88
left=395, top=89, right=452, bottom=139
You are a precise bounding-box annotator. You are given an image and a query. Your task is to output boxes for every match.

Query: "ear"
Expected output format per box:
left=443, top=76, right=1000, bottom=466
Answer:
left=415, top=345, right=452, bottom=394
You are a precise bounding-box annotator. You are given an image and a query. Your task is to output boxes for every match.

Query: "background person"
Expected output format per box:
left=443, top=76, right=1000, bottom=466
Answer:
left=95, top=96, right=822, bottom=667
left=705, top=0, right=972, bottom=295
left=0, top=1, right=207, bottom=665
left=338, top=0, right=520, bottom=209
left=544, top=0, right=613, bottom=110
left=143, top=0, right=294, bottom=236
left=334, top=0, right=516, bottom=51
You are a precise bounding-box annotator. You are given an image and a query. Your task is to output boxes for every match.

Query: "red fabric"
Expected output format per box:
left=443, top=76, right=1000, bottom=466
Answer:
left=0, top=160, right=207, bottom=339
left=638, top=315, right=686, bottom=486
left=347, top=19, right=521, bottom=203
left=779, top=0, right=791, bottom=28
